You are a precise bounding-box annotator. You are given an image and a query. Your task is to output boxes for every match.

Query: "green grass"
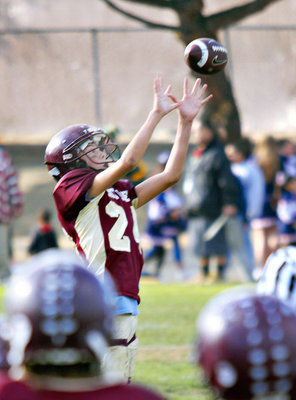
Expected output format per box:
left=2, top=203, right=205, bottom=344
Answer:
left=134, top=280, right=238, bottom=400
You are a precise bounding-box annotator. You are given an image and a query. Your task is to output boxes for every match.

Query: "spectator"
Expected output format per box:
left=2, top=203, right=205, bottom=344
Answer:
left=28, top=208, right=59, bottom=255
left=278, top=138, right=296, bottom=177
left=275, top=173, right=296, bottom=246
left=182, top=119, right=239, bottom=282
left=3, top=249, right=166, bottom=399
left=0, top=145, right=23, bottom=279
left=251, top=136, right=281, bottom=273
left=225, top=138, right=265, bottom=281
left=143, top=151, right=187, bottom=280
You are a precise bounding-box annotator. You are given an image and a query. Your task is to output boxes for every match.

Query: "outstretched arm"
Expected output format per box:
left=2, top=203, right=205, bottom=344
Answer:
left=87, top=77, right=181, bottom=199
left=135, top=78, right=213, bottom=208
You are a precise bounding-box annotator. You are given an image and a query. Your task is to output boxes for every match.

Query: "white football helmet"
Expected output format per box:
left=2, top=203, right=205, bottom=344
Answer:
left=257, top=245, right=296, bottom=309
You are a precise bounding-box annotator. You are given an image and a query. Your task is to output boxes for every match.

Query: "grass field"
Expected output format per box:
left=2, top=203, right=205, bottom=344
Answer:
left=134, top=279, right=241, bottom=400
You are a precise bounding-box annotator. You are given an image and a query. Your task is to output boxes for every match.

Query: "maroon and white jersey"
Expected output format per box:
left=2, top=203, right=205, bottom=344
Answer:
left=1, top=382, right=166, bottom=400
left=53, top=169, right=143, bottom=302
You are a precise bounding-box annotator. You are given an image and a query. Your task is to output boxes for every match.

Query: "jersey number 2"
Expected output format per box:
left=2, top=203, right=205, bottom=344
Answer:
left=105, top=201, right=140, bottom=252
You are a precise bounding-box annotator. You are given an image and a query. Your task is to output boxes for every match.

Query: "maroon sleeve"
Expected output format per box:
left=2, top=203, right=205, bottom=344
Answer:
left=0, top=384, right=166, bottom=400
left=93, top=383, right=167, bottom=399
left=0, top=381, right=38, bottom=400
left=53, top=169, right=97, bottom=220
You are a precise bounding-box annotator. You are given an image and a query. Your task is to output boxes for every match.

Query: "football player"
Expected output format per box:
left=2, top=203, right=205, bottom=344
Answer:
left=3, top=249, right=167, bottom=399
left=44, top=76, right=212, bottom=382
left=196, top=286, right=296, bottom=399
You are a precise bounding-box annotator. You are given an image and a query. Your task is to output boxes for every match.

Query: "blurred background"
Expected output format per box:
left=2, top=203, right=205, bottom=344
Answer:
left=0, top=0, right=295, bottom=142
left=0, top=0, right=295, bottom=273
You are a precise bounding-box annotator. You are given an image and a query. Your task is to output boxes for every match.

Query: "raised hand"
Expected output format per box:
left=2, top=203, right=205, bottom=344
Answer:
left=153, top=76, right=181, bottom=117
left=178, top=78, right=213, bottom=122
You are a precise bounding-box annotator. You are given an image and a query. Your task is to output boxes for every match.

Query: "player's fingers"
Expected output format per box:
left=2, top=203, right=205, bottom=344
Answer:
left=191, top=78, right=201, bottom=95
left=183, top=77, right=188, bottom=95
left=199, top=83, right=208, bottom=97
left=154, top=75, right=162, bottom=93
left=154, top=77, right=159, bottom=92
left=164, top=84, right=172, bottom=95
left=201, top=94, right=213, bottom=105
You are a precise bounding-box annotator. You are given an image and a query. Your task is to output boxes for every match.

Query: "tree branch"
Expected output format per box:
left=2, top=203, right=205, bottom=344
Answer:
left=118, top=0, right=197, bottom=11
left=206, top=0, right=282, bottom=31
left=102, top=0, right=180, bottom=30
left=112, top=0, right=173, bottom=7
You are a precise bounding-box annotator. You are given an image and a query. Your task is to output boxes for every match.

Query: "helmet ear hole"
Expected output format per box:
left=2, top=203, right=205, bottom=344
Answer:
left=48, top=166, right=61, bottom=177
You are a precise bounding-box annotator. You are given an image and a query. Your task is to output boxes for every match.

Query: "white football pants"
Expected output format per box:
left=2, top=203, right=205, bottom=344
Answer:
left=102, top=314, right=138, bottom=384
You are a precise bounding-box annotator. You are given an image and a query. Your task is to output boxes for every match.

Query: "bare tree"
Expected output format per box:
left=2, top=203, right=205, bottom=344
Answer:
left=102, top=0, right=282, bottom=141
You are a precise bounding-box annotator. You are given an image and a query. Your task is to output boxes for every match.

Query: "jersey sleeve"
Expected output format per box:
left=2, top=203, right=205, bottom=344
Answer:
left=53, top=169, right=97, bottom=219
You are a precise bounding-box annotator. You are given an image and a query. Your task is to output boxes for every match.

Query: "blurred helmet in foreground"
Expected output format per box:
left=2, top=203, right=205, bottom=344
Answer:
left=196, top=287, right=296, bottom=400
left=6, top=249, right=115, bottom=378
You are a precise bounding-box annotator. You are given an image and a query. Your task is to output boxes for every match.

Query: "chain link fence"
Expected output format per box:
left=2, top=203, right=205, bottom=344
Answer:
left=0, top=25, right=295, bottom=143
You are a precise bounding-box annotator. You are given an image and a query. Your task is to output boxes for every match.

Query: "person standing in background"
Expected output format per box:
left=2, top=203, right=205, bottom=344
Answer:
left=182, top=119, right=239, bottom=283
left=28, top=208, right=59, bottom=255
left=225, top=138, right=265, bottom=281
left=278, top=138, right=296, bottom=178
left=0, top=145, right=23, bottom=279
left=251, top=136, right=281, bottom=274
left=275, top=173, right=296, bottom=246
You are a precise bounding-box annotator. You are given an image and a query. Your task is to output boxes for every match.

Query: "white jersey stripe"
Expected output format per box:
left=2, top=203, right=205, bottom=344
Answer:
left=75, top=193, right=106, bottom=276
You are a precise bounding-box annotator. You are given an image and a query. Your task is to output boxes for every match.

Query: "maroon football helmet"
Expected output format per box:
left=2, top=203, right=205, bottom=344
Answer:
left=44, top=124, right=121, bottom=180
left=6, top=249, right=115, bottom=377
left=196, top=287, right=296, bottom=400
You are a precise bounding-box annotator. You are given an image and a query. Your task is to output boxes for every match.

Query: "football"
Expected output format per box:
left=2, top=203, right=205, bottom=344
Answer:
left=184, top=38, right=228, bottom=75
